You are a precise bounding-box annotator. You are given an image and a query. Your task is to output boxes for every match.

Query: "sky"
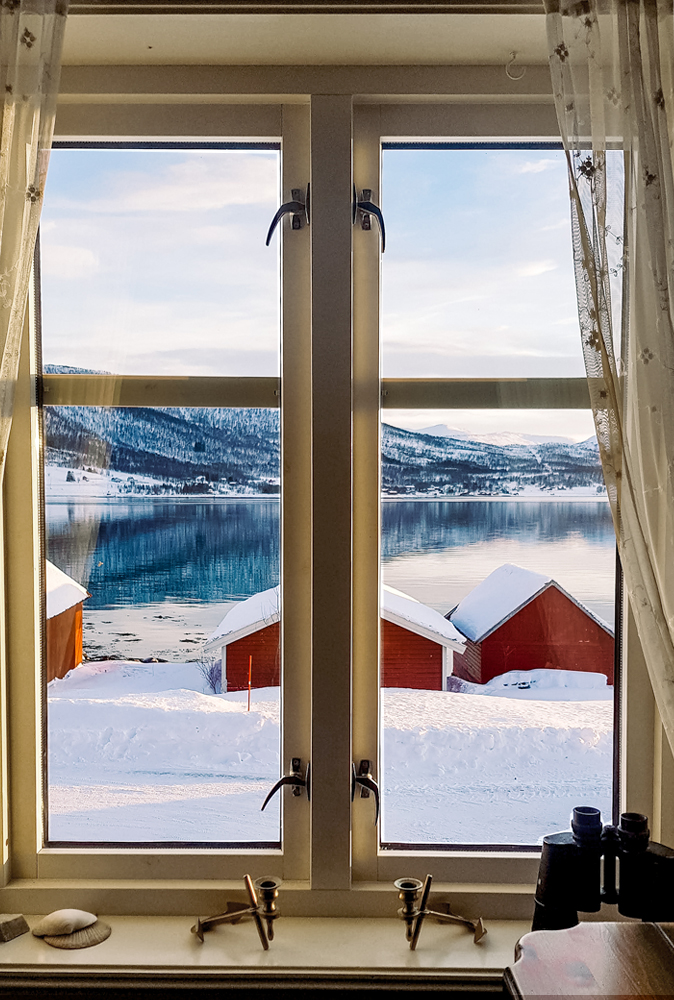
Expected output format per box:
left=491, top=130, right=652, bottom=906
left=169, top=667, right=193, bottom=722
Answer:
left=40, top=144, right=596, bottom=440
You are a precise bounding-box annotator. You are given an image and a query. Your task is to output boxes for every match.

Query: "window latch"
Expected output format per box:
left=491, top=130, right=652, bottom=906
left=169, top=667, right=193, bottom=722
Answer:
left=260, top=757, right=310, bottom=811
left=265, top=185, right=310, bottom=245
left=353, top=187, right=386, bottom=252
left=352, top=759, right=380, bottom=824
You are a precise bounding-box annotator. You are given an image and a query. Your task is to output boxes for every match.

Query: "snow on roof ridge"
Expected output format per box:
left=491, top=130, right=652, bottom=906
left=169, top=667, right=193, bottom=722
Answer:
left=206, top=585, right=280, bottom=646
left=206, top=583, right=465, bottom=651
left=450, top=563, right=613, bottom=643
left=46, top=560, right=89, bottom=620
left=382, top=585, right=465, bottom=649
left=450, top=563, right=552, bottom=643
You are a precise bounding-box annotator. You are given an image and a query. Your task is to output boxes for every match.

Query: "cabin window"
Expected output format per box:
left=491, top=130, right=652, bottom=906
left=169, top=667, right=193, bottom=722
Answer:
left=6, top=87, right=642, bottom=915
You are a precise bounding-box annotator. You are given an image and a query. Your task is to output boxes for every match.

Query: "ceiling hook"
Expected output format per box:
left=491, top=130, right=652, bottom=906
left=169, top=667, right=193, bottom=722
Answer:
left=505, top=51, right=526, bottom=82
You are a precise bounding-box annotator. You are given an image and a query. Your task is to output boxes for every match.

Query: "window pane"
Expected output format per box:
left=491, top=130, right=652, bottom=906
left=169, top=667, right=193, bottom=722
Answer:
left=40, top=147, right=280, bottom=376
left=381, top=147, right=582, bottom=379
left=379, top=412, right=615, bottom=847
left=44, top=406, right=281, bottom=845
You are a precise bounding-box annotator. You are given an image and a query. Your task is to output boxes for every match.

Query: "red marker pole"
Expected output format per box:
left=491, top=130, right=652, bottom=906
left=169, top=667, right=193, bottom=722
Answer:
left=247, top=654, right=252, bottom=712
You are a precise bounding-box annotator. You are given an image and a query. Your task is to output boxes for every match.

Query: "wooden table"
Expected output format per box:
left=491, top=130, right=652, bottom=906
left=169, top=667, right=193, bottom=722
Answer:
left=504, top=923, right=674, bottom=998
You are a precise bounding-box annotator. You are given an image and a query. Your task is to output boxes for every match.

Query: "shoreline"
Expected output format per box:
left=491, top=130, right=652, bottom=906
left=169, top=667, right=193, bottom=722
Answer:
left=45, top=493, right=610, bottom=505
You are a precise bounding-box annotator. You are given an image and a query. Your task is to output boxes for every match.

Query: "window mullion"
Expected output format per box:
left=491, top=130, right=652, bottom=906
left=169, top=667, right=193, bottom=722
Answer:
left=352, top=106, right=383, bottom=881
left=310, top=94, right=353, bottom=891
left=280, top=103, right=312, bottom=882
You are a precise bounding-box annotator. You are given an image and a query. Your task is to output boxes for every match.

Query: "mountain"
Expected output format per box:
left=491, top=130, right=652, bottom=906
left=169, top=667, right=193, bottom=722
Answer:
left=42, top=397, right=603, bottom=497
left=381, top=424, right=602, bottom=496
left=417, top=424, right=576, bottom=448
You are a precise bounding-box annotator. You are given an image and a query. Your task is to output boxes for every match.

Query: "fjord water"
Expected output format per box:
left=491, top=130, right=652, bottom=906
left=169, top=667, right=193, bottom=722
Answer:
left=46, top=496, right=615, bottom=658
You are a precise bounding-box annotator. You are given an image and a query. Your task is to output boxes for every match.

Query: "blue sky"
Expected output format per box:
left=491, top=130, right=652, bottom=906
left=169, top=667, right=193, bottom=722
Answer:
left=40, top=145, right=595, bottom=440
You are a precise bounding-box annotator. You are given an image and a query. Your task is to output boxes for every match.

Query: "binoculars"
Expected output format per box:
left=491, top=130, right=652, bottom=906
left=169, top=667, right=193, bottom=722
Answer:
left=533, top=806, right=674, bottom=930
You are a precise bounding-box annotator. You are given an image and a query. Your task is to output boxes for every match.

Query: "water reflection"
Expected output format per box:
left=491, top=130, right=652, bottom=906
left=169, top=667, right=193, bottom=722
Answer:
left=46, top=499, right=281, bottom=607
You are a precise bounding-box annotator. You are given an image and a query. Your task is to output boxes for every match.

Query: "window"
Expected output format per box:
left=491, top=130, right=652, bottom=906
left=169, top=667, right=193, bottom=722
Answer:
left=40, top=144, right=284, bottom=847
left=0, top=25, right=664, bottom=920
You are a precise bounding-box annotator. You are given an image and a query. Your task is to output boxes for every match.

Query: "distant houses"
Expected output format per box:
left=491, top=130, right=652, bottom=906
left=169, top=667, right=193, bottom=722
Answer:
left=448, top=563, right=614, bottom=685
left=204, top=585, right=466, bottom=692
left=46, top=561, right=89, bottom=682
left=203, top=565, right=614, bottom=692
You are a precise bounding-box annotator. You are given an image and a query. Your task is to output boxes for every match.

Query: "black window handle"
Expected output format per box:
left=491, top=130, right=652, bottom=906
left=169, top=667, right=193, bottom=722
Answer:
left=265, top=185, right=310, bottom=246
left=352, top=759, right=380, bottom=824
left=353, top=187, right=386, bottom=253
left=261, top=757, right=310, bottom=811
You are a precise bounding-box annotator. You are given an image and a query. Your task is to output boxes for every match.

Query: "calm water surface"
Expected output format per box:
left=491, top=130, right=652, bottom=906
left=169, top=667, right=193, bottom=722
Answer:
left=46, top=497, right=616, bottom=653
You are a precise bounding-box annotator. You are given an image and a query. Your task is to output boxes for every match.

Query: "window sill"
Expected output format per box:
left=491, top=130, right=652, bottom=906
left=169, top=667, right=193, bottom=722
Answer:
left=0, top=915, right=528, bottom=991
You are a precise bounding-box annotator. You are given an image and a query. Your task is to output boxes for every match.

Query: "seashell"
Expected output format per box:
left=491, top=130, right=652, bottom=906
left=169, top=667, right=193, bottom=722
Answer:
left=32, top=909, right=97, bottom=937
left=42, top=919, right=111, bottom=950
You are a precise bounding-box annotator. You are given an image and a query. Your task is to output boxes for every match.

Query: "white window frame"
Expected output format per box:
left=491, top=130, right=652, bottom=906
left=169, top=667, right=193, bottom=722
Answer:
left=0, top=60, right=667, bottom=920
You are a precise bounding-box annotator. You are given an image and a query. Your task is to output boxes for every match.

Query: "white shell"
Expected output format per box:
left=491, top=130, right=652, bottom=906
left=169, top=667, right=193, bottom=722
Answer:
left=32, top=909, right=97, bottom=937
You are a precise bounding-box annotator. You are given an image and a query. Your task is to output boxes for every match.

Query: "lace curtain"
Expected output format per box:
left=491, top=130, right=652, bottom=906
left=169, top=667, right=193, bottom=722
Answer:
left=0, top=0, right=66, bottom=479
left=545, top=0, right=674, bottom=750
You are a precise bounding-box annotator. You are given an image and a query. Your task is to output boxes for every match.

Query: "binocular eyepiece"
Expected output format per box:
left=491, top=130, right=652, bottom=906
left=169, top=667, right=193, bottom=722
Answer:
left=533, top=806, right=674, bottom=930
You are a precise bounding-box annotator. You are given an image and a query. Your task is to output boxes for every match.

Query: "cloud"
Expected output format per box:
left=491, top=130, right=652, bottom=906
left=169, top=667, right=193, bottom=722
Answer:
left=41, top=245, right=99, bottom=279
left=516, top=260, right=558, bottom=278
left=541, top=219, right=570, bottom=232
left=517, top=159, right=559, bottom=174
left=83, top=153, right=278, bottom=214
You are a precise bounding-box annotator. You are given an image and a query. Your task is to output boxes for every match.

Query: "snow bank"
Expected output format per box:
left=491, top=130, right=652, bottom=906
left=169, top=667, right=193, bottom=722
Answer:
left=48, top=661, right=613, bottom=846
left=448, top=668, right=612, bottom=701
left=382, top=687, right=613, bottom=844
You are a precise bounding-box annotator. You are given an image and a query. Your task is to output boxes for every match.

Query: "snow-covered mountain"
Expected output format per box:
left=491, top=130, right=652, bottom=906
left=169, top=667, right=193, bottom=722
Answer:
left=417, top=424, right=576, bottom=448
left=42, top=383, right=603, bottom=497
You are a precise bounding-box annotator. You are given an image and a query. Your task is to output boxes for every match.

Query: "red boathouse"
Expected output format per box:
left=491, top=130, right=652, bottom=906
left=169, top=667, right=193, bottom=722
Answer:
left=46, top=561, right=90, bottom=683
left=448, top=563, right=615, bottom=685
left=205, top=585, right=466, bottom=692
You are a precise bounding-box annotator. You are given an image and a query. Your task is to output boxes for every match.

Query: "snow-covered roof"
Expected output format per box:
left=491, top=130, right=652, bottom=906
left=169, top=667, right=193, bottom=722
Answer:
left=382, top=586, right=465, bottom=651
left=449, top=563, right=613, bottom=643
left=205, top=586, right=280, bottom=650
left=205, top=584, right=465, bottom=653
left=46, top=561, right=89, bottom=619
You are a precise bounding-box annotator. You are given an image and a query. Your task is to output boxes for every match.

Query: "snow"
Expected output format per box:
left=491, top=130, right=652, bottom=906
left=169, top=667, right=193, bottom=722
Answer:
left=205, top=586, right=280, bottom=649
left=381, top=686, right=612, bottom=844
left=381, top=586, right=465, bottom=649
left=448, top=668, right=612, bottom=701
left=47, top=659, right=612, bottom=846
left=418, top=424, right=576, bottom=447
left=450, top=563, right=551, bottom=641
left=46, top=560, right=89, bottom=619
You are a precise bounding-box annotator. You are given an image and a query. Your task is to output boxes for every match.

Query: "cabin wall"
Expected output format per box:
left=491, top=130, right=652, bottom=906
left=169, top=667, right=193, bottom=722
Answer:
left=452, top=639, right=482, bottom=684
left=225, top=622, right=280, bottom=691
left=380, top=619, right=442, bottom=690
left=480, top=588, right=614, bottom=684
left=46, top=603, right=83, bottom=682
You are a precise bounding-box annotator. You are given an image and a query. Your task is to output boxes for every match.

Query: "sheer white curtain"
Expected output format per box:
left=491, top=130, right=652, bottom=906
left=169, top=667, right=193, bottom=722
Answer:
left=545, top=0, right=674, bottom=750
left=0, top=0, right=66, bottom=478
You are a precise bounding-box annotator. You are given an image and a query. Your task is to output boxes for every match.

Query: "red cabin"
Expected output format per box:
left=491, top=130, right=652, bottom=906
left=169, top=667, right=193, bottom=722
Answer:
left=46, top=561, right=89, bottom=683
left=449, top=563, right=614, bottom=685
left=205, top=585, right=466, bottom=692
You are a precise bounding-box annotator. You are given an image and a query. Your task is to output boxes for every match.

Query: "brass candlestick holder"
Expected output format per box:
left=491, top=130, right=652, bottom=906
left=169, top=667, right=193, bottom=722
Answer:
left=394, top=874, right=487, bottom=950
left=191, top=874, right=282, bottom=951
left=253, top=876, right=281, bottom=941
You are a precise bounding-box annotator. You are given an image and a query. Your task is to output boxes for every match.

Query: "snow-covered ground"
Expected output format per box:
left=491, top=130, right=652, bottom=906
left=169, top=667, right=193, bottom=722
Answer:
left=48, top=662, right=612, bottom=846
